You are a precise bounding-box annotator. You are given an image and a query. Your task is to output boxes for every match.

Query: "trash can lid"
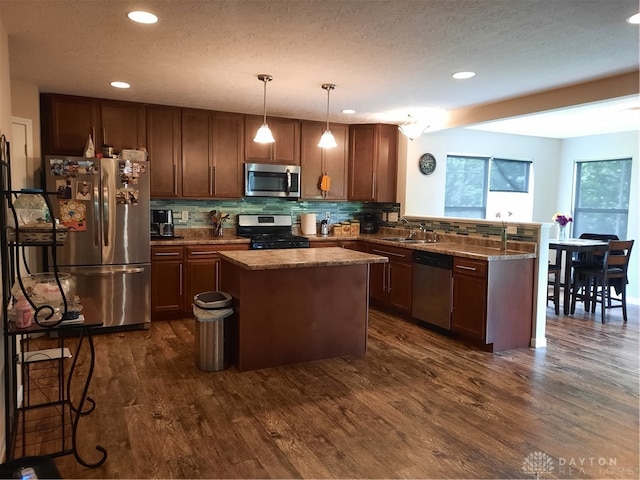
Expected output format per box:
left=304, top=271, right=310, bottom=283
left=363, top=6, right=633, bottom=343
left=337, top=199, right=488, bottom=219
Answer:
left=194, top=290, right=232, bottom=309
left=193, top=305, right=233, bottom=321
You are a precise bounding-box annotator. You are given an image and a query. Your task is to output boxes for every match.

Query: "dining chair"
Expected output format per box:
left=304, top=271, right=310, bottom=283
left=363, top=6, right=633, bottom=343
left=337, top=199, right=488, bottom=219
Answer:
left=572, top=240, right=634, bottom=323
left=547, top=263, right=561, bottom=315
left=570, top=233, right=618, bottom=313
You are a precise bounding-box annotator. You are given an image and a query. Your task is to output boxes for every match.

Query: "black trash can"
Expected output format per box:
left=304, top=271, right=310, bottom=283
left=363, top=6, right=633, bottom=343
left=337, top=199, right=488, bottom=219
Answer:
left=193, top=291, right=234, bottom=371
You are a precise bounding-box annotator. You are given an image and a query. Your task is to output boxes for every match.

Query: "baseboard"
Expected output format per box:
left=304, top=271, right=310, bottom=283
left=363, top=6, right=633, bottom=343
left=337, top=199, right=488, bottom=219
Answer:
left=530, top=336, right=547, bottom=348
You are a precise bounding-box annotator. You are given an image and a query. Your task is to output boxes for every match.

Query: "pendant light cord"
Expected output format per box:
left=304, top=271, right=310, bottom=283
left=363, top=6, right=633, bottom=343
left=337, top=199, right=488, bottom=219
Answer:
left=262, top=79, right=268, bottom=124
left=325, top=88, right=330, bottom=130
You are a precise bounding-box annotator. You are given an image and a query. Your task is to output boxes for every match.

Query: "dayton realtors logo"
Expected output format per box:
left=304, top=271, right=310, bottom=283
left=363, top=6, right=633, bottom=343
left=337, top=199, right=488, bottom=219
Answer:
left=522, top=451, right=554, bottom=479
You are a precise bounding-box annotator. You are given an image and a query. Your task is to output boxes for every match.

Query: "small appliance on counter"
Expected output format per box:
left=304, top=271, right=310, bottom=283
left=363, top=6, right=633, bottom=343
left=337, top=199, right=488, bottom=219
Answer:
left=151, top=209, right=176, bottom=238
left=361, top=213, right=379, bottom=234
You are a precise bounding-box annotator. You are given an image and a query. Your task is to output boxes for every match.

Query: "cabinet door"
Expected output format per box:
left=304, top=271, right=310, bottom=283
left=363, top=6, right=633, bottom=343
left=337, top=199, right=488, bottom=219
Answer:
left=212, top=112, right=244, bottom=198
left=245, top=115, right=300, bottom=164
left=369, top=262, right=387, bottom=304
left=452, top=258, right=488, bottom=341
left=151, top=247, right=184, bottom=318
left=300, top=121, right=325, bottom=199
left=348, top=124, right=397, bottom=202
left=374, top=124, right=398, bottom=203
left=41, top=94, right=99, bottom=155
left=185, top=259, right=219, bottom=312
left=272, top=118, right=300, bottom=164
left=323, top=123, right=349, bottom=200
left=388, top=261, right=412, bottom=313
left=100, top=100, right=146, bottom=153
left=181, top=109, right=213, bottom=197
left=348, top=125, right=376, bottom=201
left=147, top=105, right=181, bottom=198
left=151, top=261, right=184, bottom=315
left=301, top=122, right=348, bottom=200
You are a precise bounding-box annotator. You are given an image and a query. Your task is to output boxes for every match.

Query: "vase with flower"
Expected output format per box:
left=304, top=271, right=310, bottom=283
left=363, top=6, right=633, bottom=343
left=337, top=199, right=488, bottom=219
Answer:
left=552, top=213, right=572, bottom=240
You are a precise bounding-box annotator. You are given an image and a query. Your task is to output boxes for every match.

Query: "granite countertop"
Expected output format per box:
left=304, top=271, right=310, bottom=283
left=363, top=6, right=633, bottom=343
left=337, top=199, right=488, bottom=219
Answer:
left=151, top=229, right=536, bottom=261
left=218, top=247, right=388, bottom=270
left=364, top=237, right=536, bottom=261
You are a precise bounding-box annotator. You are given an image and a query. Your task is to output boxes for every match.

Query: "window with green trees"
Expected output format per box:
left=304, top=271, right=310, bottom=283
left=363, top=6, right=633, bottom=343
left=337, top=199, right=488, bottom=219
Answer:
left=444, top=155, right=489, bottom=218
left=573, top=158, right=632, bottom=239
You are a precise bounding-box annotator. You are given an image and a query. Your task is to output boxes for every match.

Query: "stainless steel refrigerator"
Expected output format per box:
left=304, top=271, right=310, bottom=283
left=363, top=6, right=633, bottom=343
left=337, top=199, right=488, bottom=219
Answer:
left=45, top=155, right=150, bottom=328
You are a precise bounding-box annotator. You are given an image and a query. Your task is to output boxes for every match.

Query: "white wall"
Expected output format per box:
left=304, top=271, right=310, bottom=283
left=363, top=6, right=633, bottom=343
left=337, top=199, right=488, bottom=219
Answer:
left=398, top=127, right=639, bottom=303
left=400, top=128, right=562, bottom=223
left=559, top=130, right=639, bottom=302
left=0, top=12, right=12, bottom=462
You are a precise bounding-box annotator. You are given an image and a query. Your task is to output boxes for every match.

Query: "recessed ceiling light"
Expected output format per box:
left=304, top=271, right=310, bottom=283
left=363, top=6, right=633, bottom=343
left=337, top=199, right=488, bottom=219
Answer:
left=627, top=13, right=640, bottom=24
left=452, top=71, right=476, bottom=79
left=127, top=11, right=158, bottom=24
left=342, top=109, right=356, bottom=114
left=110, top=81, right=131, bottom=89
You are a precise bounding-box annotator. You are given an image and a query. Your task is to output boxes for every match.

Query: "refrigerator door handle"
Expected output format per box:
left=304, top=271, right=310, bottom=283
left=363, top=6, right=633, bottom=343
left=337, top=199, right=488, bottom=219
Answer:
left=102, top=170, right=109, bottom=247
left=93, top=180, right=100, bottom=246
left=67, top=266, right=146, bottom=276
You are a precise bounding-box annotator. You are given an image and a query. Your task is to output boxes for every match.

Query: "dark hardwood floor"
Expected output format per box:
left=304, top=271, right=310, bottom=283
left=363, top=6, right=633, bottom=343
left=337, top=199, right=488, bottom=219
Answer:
left=25, top=303, right=640, bottom=478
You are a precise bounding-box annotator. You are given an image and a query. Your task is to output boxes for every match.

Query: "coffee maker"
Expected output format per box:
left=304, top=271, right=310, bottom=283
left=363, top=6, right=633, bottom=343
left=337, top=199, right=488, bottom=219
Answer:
left=151, top=209, right=175, bottom=237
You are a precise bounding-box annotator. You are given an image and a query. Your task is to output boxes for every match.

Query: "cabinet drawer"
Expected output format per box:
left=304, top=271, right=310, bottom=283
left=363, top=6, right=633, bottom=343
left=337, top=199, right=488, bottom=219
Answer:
left=151, top=246, right=184, bottom=260
left=369, top=244, right=412, bottom=264
left=453, top=257, right=487, bottom=278
left=186, top=246, right=220, bottom=259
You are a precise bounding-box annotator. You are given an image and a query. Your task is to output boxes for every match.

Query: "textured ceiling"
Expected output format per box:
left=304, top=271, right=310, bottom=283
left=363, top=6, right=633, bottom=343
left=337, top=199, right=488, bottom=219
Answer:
left=0, top=0, right=638, bottom=134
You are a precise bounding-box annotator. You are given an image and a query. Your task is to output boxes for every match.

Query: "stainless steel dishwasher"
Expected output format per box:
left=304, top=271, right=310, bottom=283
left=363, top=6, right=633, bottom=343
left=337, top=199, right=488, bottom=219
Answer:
left=412, top=251, right=453, bottom=330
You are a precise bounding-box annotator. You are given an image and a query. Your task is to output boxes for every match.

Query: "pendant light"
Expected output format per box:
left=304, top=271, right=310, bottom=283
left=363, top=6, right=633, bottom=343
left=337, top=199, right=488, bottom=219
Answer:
left=318, top=84, right=338, bottom=149
left=254, top=74, right=275, bottom=143
left=398, top=114, right=429, bottom=140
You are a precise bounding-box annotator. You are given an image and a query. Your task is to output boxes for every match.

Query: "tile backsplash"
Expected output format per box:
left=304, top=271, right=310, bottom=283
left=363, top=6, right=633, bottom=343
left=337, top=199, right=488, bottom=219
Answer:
left=150, top=198, right=539, bottom=244
left=150, top=198, right=401, bottom=230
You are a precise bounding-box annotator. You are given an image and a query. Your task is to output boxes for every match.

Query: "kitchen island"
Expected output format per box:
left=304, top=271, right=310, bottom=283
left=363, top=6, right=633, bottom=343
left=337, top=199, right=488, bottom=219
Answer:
left=219, top=247, right=388, bottom=371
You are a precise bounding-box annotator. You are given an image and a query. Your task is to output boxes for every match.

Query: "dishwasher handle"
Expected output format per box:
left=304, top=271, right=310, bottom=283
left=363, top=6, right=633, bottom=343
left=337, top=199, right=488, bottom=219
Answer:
left=412, top=251, right=453, bottom=269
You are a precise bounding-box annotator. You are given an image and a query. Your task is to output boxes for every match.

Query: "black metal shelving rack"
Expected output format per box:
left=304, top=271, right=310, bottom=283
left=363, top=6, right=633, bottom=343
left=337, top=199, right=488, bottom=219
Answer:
left=1, top=134, right=107, bottom=468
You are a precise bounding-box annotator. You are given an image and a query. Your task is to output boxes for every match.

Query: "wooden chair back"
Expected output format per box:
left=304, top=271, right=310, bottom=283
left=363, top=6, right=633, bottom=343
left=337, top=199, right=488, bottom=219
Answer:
left=602, top=240, right=634, bottom=277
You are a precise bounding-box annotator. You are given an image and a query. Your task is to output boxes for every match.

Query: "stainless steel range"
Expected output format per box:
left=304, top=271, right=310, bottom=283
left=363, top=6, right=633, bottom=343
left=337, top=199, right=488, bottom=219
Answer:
left=237, top=214, right=310, bottom=250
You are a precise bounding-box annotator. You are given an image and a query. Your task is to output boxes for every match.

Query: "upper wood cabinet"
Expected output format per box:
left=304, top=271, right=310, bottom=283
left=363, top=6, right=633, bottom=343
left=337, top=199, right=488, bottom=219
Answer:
left=245, top=115, right=300, bottom=164
left=41, top=94, right=100, bottom=156
left=180, top=109, right=245, bottom=199
left=181, top=108, right=213, bottom=198
left=348, top=124, right=398, bottom=202
left=100, top=100, right=146, bottom=153
left=212, top=112, right=244, bottom=198
left=41, top=94, right=145, bottom=156
left=147, top=105, right=181, bottom=198
left=300, top=121, right=349, bottom=200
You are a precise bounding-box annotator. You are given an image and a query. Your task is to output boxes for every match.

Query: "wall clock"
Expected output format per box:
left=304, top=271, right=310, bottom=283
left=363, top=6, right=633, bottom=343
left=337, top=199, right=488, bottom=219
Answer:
left=419, top=153, right=437, bottom=175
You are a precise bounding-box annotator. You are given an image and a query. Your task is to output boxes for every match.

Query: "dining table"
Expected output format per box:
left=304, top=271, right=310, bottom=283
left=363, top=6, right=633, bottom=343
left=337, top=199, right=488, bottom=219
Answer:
left=549, top=238, right=608, bottom=314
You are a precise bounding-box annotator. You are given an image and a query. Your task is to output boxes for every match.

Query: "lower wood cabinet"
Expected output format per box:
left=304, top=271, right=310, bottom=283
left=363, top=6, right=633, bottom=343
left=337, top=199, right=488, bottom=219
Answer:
left=452, top=256, right=534, bottom=351
left=151, top=246, right=185, bottom=319
left=367, top=243, right=412, bottom=314
left=152, top=244, right=249, bottom=320
left=309, top=240, right=364, bottom=249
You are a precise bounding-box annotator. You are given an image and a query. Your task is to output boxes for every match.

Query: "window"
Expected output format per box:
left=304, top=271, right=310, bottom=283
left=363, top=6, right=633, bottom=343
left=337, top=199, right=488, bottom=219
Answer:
left=445, top=155, right=532, bottom=219
left=489, top=158, right=531, bottom=193
left=573, top=158, right=632, bottom=239
left=445, top=155, right=489, bottom=218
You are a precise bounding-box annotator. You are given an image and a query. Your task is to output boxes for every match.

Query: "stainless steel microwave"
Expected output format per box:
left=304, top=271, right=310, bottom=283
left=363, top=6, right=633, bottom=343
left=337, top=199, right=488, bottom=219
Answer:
left=244, top=163, right=301, bottom=199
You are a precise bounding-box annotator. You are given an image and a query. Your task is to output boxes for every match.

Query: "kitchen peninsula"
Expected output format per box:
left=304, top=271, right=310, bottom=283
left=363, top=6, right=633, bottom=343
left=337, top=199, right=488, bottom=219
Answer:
left=219, top=247, right=388, bottom=371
